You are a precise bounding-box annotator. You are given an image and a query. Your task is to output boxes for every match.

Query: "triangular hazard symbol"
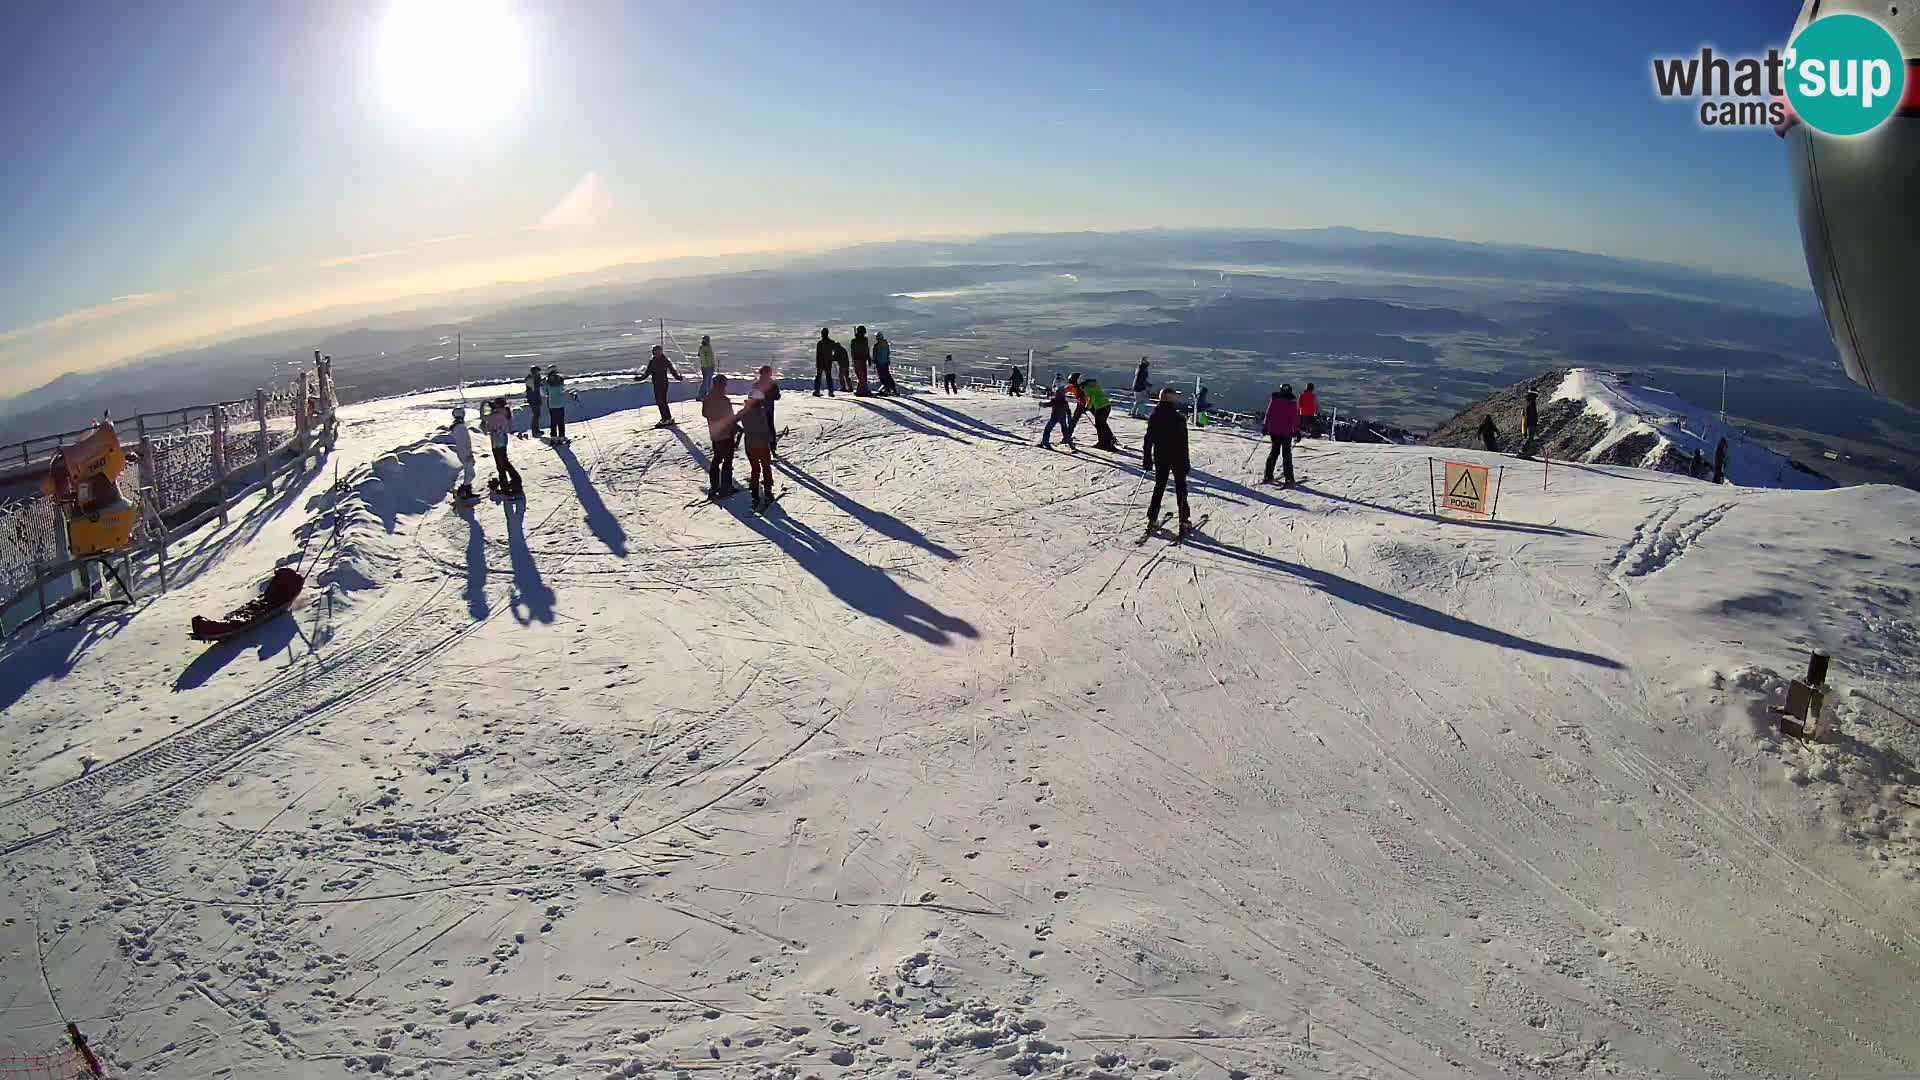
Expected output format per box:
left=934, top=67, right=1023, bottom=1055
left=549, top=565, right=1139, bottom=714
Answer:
left=1447, top=468, right=1482, bottom=502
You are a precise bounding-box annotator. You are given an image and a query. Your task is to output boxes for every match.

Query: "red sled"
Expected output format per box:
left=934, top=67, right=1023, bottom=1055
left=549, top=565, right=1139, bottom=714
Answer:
left=190, top=567, right=305, bottom=642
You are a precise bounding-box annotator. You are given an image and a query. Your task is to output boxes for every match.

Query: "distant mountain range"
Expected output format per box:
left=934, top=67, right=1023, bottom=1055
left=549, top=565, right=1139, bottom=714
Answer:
left=3, top=227, right=1912, bottom=489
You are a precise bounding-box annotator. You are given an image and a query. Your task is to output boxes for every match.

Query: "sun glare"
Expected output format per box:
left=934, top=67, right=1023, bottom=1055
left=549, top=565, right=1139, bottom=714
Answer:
left=376, top=0, right=528, bottom=133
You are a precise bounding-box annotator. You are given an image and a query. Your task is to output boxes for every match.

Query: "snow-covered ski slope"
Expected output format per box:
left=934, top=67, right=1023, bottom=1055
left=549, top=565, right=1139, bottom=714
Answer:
left=2, top=373, right=1917, bottom=1079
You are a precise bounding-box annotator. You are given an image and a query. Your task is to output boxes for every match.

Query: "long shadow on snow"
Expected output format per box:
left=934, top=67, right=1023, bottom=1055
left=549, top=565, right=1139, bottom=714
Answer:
left=883, top=395, right=1027, bottom=447
left=728, top=502, right=976, bottom=646
left=777, top=460, right=960, bottom=562
left=554, top=443, right=628, bottom=558
left=1180, top=533, right=1625, bottom=670
left=174, top=613, right=300, bottom=691
left=843, top=399, right=973, bottom=444
left=1292, top=485, right=1603, bottom=538
left=503, top=498, right=556, bottom=625
left=667, top=422, right=709, bottom=469
left=0, top=608, right=135, bottom=716
left=457, top=503, right=490, bottom=620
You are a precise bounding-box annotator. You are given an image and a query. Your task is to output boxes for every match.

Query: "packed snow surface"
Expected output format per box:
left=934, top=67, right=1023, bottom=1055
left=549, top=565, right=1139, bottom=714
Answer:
left=2, top=374, right=1917, bottom=1079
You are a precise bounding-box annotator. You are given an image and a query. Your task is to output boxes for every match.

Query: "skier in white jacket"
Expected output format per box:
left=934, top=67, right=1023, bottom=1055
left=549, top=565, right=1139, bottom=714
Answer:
left=448, top=405, right=476, bottom=498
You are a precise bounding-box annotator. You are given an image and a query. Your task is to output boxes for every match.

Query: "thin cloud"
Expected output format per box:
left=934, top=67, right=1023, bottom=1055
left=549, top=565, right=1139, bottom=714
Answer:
left=0, top=291, right=179, bottom=346
left=536, top=171, right=614, bottom=234
left=313, top=247, right=409, bottom=269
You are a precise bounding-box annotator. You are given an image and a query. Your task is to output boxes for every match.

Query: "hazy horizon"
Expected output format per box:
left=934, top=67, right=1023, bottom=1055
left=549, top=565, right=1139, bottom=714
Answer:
left=2, top=0, right=1814, bottom=399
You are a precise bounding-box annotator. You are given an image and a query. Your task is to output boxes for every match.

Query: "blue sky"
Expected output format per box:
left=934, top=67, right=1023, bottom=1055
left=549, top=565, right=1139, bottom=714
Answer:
left=0, top=0, right=1810, bottom=396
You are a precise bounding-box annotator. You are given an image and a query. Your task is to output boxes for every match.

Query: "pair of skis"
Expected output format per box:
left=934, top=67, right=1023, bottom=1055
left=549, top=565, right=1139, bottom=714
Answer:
left=1136, top=513, right=1209, bottom=545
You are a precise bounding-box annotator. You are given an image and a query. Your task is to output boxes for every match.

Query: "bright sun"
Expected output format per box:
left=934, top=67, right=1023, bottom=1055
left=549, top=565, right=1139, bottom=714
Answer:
left=376, top=0, right=528, bottom=132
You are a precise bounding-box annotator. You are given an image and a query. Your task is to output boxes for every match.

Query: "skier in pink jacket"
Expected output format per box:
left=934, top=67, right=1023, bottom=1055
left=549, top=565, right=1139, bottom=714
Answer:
left=1263, top=384, right=1300, bottom=486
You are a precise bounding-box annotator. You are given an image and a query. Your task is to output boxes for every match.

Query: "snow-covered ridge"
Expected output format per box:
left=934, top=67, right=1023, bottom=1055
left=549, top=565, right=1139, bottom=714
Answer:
left=1549, top=367, right=1832, bottom=489
left=1427, top=367, right=1834, bottom=490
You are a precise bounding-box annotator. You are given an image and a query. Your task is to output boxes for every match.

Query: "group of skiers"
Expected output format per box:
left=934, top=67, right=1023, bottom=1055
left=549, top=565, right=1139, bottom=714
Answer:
left=1038, top=372, right=1119, bottom=450
left=1261, top=382, right=1317, bottom=486
left=702, top=366, right=781, bottom=511
left=814, top=327, right=897, bottom=397
left=524, top=364, right=575, bottom=442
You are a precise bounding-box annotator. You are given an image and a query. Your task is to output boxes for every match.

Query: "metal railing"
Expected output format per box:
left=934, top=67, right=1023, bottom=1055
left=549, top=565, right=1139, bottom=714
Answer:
left=0, top=360, right=338, bottom=638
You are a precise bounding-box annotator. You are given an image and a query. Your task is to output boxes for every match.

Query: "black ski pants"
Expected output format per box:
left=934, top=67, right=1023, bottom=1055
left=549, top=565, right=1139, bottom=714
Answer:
left=1264, top=434, right=1294, bottom=484
left=549, top=408, right=567, bottom=440
left=815, top=362, right=835, bottom=396
left=710, top=435, right=736, bottom=494
left=1148, top=462, right=1190, bottom=524
left=652, top=372, right=673, bottom=423
left=526, top=394, right=543, bottom=436
left=492, top=447, right=521, bottom=488
left=1091, top=406, right=1115, bottom=449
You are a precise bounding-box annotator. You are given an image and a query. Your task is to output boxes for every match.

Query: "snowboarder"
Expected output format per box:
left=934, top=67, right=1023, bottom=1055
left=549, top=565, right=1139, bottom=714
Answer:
left=1131, top=357, right=1152, bottom=417
left=1264, top=385, right=1300, bottom=486
left=1009, top=365, right=1025, bottom=396
left=851, top=326, right=873, bottom=395
left=448, top=405, right=477, bottom=499
left=485, top=398, right=523, bottom=495
left=1518, top=388, right=1540, bottom=460
left=544, top=368, right=571, bottom=442
left=525, top=365, right=545, bottom=437
left=1299, top=382, right=1319, bottom=441
left=647, top=344, right=684, bottom=425
left=741, top=369, right=778, bottom=511
left=1478, top=414, right=1501, bottom=454
left=1713, top=437, right=1729, bottom=484
left=1064, top=373, right=1088, bottom=439
left=1195, top=385, right=1212, bottom=427
left=702, top=374, right=739, bottom=499
left=943, top=356, right=958, bottom=394
left=1040, top=382, right=1075, bottom=449
left=1144, top=388, right=1193, bottom=535
left=697, top=334, right=717, bottom=400
left=815, top=328, right=837, bottom=397
left=833, top=335, right=852, bottom=393
left=1083, top=377, right=1117, bottom=450
left=874, top=331, right=896, bottom=395
left=1691, top=447, right=1706, bottom=479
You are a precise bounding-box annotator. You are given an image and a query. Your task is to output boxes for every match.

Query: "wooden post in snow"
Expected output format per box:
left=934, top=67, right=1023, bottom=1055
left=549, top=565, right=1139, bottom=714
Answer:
left=255, top=388, right=273, bottom=495
left=210, top=404, right=230, bottom=526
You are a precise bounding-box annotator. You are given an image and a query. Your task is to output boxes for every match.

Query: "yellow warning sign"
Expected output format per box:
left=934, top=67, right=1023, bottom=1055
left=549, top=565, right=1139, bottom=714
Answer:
left=1443, top=461, right=1491, bottom=515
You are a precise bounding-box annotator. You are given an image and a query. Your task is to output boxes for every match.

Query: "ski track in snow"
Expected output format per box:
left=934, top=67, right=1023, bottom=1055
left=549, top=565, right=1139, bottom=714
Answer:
left=2, top=379, right=1918, bottom=1080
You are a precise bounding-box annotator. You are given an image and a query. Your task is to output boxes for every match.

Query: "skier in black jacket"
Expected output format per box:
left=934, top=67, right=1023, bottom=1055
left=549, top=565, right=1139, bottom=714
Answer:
left=1477, top=414, right=1500, bottom=454
left=814, top=328, right=837, bottom=397
left=1039, top=382, right=1074, bottom=449
left=1713, top=436, right=1729, bottom=484
left=647, top=344, right=683, bottom=425
left=1142, top=388, right=1192, bottom=535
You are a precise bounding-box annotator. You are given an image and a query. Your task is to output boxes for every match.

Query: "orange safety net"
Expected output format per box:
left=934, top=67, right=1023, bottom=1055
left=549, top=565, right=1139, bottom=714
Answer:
left=0, top=1048, right=95, bottom=1079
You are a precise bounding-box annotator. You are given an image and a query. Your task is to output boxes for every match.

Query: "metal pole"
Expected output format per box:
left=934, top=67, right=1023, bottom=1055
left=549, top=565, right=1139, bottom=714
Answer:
left=1026, top=349, right=1033, bottom=395
left=658, top=317, right=665, bottom=347
left=1428, top=458, right=1437, bottom=515
left=1720, top=369, right=1727, bottom=423
left=255, top=388, right=273, bottom=494
left=457, top=332, right=465, bottom=406
left=1491, top=465, right=1505, bottom=520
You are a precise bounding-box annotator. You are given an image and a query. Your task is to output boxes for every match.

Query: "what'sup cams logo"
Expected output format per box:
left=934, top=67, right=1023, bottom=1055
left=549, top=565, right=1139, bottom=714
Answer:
left=1653, top=13, right=1906, bottom=135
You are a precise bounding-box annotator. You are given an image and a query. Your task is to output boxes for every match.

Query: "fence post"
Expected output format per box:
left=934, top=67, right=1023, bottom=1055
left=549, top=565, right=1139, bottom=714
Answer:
left=1428, top=458, right=1437, bottom=515
left=210, top=404, right=230, bottom=526
left=295, top=370, right=312, bottom=469
left=255, top=387, right=273, bottom=495
left=33, top=521, right=48, bottom=624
